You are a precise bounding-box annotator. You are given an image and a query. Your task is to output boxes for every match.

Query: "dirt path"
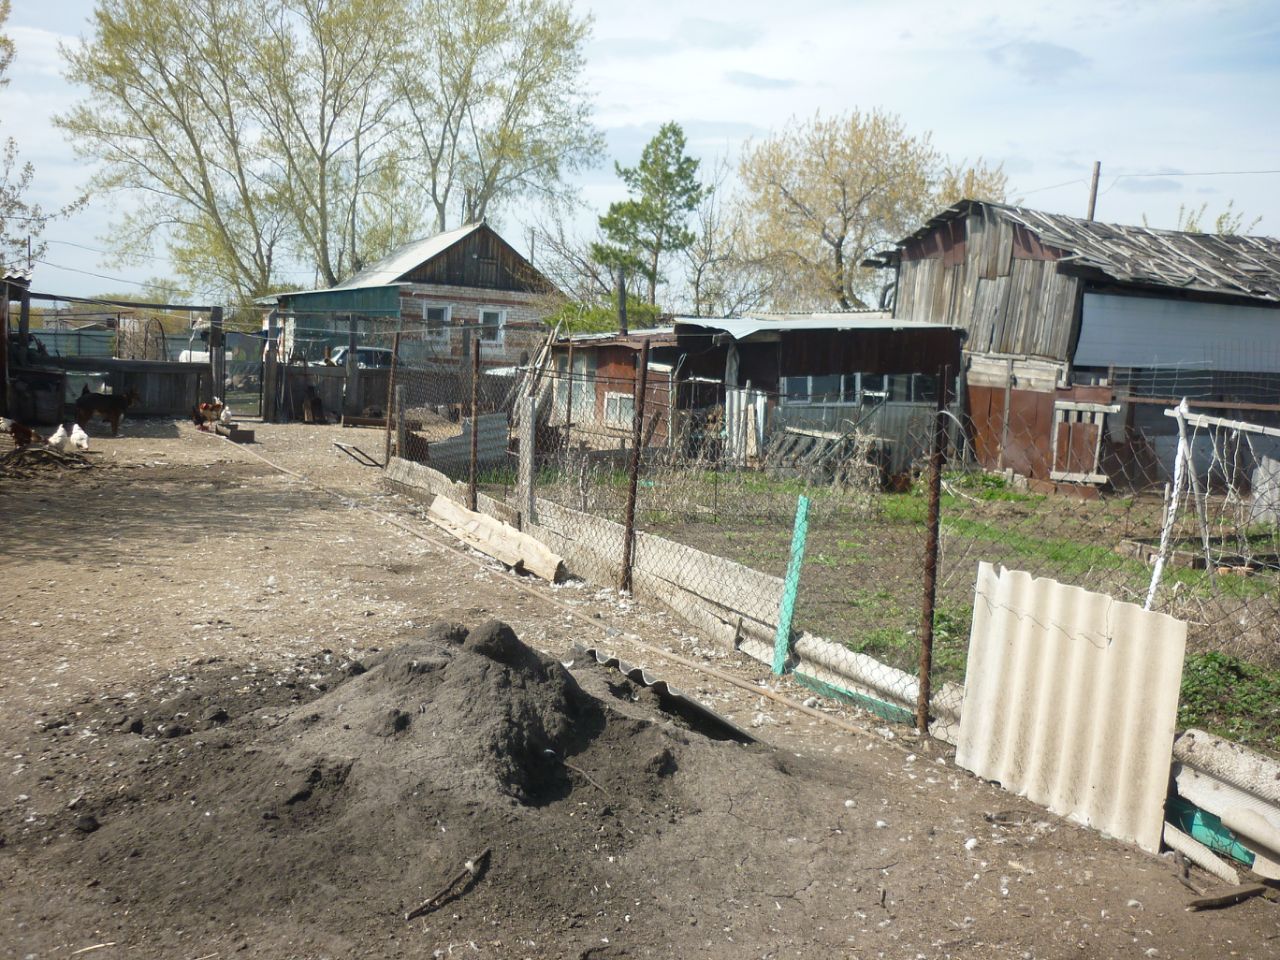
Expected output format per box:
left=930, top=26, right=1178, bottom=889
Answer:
left=0, top=420, right=1275, bottom=959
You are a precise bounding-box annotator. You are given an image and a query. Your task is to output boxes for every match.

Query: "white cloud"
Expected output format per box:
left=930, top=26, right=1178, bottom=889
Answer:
left=7, top=0, right=1280, bottom=296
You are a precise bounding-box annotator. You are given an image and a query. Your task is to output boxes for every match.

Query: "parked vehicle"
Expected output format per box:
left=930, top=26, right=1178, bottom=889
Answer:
left=330, top=346, right=394, bottom=369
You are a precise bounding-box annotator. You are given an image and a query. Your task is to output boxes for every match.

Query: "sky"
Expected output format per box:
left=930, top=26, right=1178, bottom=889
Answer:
left=4, top=0, right=1280, bottom=299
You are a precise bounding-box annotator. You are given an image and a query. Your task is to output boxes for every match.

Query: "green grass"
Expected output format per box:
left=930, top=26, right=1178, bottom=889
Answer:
left=1179, top=652, right=1280, bottom=753
left=839, top=601, right=973, bottom=685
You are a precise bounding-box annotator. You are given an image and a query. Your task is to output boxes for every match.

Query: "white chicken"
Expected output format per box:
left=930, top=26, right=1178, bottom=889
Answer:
left=46, top=424, right=70, bottom=453
left=70, top=423, right=90, bottom=451
left=219, top=403, right=233, bottom=424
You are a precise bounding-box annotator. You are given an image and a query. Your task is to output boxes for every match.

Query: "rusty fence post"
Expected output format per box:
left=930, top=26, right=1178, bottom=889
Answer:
left=619, top=338, right=651, bottom=593
left=383, top=329, right=401, bottom=466
left=916, top=365, right=951, bottom=735
left=469, top=337, right=480, bottom=511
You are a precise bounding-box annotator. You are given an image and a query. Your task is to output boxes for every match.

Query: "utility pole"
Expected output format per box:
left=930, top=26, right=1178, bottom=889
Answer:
left=1086, top=161, right=1101, bottom=220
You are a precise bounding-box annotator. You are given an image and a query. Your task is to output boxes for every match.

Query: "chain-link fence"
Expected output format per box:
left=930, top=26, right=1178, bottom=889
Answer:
left=379, top=340, right=1280, bottom=756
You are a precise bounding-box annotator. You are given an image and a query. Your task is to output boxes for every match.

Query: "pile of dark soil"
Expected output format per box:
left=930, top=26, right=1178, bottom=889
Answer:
left=3, top=621, right=809, bottom=958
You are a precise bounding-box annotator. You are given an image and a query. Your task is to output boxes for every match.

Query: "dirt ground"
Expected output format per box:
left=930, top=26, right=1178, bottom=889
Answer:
left=1, top=418, right=1277, bottom=960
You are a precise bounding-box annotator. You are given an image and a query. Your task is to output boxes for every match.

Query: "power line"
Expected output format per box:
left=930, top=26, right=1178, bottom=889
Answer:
left=32, top=258, right=154, bottom=288
left=1020, top=167, right=1280, bottom=198
left=44, top=238, right=316, bottom=278
left=1019, top=177, right=1088, bottom=197
left=1113, top=168, right=1280, bottom=179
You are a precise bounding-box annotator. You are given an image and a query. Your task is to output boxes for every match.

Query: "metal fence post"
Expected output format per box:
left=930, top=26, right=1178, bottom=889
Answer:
left=619, top=338, right=651, bottom=593
left=383, top=329, right=401, bottom=466
left=916, top=365, right=950, bottom=735
left=469, top=337, right=480, bottom=511
left=395, top=385, right=406, bottom=461
left=773, top=494, right=810, bottom=674
left=519, top=394, right=536, bottom=528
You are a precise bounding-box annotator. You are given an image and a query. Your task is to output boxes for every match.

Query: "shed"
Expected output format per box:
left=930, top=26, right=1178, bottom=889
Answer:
left=874, top=200, right=1280, bottom=485
left=549, top=313, right=963, bottom=474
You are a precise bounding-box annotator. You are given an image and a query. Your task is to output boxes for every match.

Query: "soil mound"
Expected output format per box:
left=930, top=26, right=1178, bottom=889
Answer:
left=289, top=618, right=605, bottom=804
left=9, top=621, right=792, bottom=955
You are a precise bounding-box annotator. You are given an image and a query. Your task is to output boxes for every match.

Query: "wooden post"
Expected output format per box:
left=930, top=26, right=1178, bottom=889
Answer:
left=0, top=283, right=9, bottom=415
left=263, top=341, right=278, bottom=422
left=1087, top=160, right=1101, bottom=220
left=17, top=283, right=30, bottom=365
left=998, top=357, right=1013, bottom=470
left=395, top=385, right=406, bottom=461
left=210, top=306, right=224, bottom=400
left=345, top=316, right=358, bottom=416
left=469, top=337, right=480, bottom=511
left=916, top=364, right=950, bottom=735
left=619, top=338, right=651, bottom=593
left=563, top=341, right=576, bottom=450
left=383, top=329, right=402, bottom=466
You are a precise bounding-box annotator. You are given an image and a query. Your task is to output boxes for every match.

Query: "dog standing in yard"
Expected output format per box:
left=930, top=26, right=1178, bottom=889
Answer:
left=75, top=386, right=138, bottom=436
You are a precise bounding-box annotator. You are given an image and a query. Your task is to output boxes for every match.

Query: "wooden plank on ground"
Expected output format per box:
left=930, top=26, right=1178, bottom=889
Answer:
left=427, top=495, right=564, bottom=582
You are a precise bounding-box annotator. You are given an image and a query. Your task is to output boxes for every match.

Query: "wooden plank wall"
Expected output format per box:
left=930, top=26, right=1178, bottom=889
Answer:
left=897, top=208, right=1081, bottom=361
left=55, top=357, right=211, bottom=416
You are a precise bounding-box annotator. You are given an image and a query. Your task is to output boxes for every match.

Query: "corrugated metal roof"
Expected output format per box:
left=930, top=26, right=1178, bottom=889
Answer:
left=556, top=327, right=675, bottom=347
left=956, top=563, right=1186, bottom=854
left=899, top=200, right=1280, bottom=304
left=270, top=285, right=402, bottom=317
left=332, top=223, right=483, bottom=290
left=672, top=312, right=951, bottom=340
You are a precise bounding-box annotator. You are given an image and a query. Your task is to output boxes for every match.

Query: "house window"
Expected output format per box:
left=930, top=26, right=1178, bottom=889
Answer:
left=479, top=308, right=504, bottom=343
left=781, top=374, right=861, bottom=404
left=423, top=303, right=449, bottom=339
left=555, top=352, right=595, bottom=421
left=604, top=391, right=634, bottom=427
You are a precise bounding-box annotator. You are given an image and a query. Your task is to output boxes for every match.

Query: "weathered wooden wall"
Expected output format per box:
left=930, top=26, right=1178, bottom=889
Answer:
left=399, top=224, right=547, bottom=292
left=896, top=206, right=1082, bottom=361
left=54, top=357, right=213, bottom=418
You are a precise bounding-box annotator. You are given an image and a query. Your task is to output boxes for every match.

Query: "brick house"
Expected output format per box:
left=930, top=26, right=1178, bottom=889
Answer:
left=261, top=222, right=557, bottom=372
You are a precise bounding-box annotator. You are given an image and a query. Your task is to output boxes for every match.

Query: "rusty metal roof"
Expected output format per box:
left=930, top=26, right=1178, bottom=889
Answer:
left=899, top=200, right=1280, bottom=303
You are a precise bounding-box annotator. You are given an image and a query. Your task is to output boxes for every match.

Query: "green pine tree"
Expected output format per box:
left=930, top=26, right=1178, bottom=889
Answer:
left=592, top=122, right=706, bottom=305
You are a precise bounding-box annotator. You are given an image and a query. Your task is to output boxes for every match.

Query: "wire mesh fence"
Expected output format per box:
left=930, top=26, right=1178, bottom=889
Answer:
left=379, top=338, right=1280, bottom=754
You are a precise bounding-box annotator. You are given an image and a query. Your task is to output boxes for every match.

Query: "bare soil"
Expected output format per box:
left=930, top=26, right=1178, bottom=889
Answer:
left=1, top=419, right=1276, bottom=959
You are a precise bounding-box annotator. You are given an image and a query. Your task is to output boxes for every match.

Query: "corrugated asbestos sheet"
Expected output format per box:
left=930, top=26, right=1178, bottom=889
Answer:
left=956, top=564, right=1187, bottom=854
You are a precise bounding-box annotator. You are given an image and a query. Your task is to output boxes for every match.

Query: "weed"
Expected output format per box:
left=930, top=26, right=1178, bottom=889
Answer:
left=1179, top=652, right=1280, bottom=752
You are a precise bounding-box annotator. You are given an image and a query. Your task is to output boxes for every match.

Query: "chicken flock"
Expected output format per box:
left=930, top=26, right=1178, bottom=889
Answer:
left=1, top=418, right=90, bottom=453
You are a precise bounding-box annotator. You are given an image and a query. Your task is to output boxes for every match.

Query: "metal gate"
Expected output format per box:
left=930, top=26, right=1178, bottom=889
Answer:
left=224, top=357, right=263, bottom=418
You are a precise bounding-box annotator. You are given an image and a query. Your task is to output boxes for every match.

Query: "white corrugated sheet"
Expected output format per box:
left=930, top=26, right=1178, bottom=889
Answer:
left=956, top=564, right=1187, bottom=854
left=672, top=313, right=947, bottom=340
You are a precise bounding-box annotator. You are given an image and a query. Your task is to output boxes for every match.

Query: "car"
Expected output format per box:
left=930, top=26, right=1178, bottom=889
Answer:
left=329, top=346, right=394, bottom=369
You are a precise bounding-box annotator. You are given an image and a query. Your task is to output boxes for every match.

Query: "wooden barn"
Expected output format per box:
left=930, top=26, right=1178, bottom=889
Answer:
left=548, top=314, right=964, bottom=474
left=871, top=200, right=1280, bottom=486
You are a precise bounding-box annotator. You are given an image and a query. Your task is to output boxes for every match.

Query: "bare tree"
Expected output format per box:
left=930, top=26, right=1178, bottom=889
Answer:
left=739, top=110, right=1007, bottom=309
left=397, top=0, right=603, bottom=231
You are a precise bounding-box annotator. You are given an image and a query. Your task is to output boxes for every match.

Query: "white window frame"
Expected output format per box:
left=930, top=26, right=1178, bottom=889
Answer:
left=421, top=302, right=450, bottom=340
left=604, top=390, right=634, bottom=427
left=781, top=374, right=862, bottom=405
left=477, top=307, right=505, bottom=345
